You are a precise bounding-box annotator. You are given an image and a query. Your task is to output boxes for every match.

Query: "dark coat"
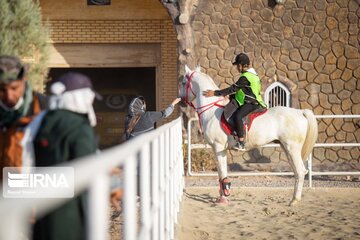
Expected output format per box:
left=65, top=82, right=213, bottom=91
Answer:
left=34, top=109, right=96, bottom=165
left=33, top=109, right=97, bottom=240
left=125, top=110, right=168, bottom=138
left=124, top=105, right=174, bottom=140
left=214, top=74, right=257, bottom=121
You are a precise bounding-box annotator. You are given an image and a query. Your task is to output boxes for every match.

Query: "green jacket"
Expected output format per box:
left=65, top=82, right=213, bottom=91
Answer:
left=235, top=71, right=266, bottom=108
left=34, top=109, right=96, bottom=165
left=33, top=109, right=97, bottom=240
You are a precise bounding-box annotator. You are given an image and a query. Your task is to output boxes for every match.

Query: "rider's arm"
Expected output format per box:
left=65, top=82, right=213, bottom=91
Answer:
left=214, top=76, right=249, bottom=97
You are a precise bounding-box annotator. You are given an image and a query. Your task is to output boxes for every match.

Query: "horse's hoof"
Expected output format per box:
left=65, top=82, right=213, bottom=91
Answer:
left=223, top=189, right=231, bottom=197
left=219, top=188, right=231, bottom=197
left=219, top=177, right=231, bottom=197
left=289, top=199, right=300, bottom=206
left=216, top=196, right=229, bottom=204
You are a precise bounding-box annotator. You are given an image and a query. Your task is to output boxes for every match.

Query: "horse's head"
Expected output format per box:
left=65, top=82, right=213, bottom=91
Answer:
left=179, top=65, right=202, bottom=107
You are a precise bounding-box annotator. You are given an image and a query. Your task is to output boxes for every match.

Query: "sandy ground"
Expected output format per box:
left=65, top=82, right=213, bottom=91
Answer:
left=175, top=187, right=360, bottom=240
left=109, top=176, right=360, bottom=239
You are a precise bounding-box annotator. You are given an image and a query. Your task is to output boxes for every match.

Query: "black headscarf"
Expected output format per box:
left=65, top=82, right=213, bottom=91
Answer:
left=124, top=96, right=146, bottom=140
left=128, top=96, right=146, bottom=116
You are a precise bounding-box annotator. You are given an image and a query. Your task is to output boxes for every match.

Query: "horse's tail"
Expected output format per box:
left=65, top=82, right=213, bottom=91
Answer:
left=301, top=109, right=318, bottom=161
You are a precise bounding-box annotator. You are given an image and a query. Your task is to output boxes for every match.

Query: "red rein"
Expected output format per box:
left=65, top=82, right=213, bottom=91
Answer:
left=182, top=71, right=225, bottom=129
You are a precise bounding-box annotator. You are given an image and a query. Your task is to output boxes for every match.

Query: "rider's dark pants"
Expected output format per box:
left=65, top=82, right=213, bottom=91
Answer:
left=234, top=103, right=258, bottom=139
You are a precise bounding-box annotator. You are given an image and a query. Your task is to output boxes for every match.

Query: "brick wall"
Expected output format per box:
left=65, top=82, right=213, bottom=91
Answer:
left=39, top=0, right=169, bottom=20
left=49, top=19, right=178, bottom=118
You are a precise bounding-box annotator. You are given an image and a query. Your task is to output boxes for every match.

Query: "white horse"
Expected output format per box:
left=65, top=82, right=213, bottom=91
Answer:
left=179, top=66, right=318, bottom=206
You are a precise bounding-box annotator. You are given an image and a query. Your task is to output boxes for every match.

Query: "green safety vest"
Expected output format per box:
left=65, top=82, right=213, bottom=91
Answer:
left=235, top=71, right=267, bottom=108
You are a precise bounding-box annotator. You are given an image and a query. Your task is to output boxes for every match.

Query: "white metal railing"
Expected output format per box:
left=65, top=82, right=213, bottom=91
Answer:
left=0, top=117, right=184, bottom=240
left=187, top=115, right=360, bottom=187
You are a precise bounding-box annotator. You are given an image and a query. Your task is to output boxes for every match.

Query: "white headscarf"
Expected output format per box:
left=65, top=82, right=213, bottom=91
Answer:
left=49, top=82, right=97, bottom=126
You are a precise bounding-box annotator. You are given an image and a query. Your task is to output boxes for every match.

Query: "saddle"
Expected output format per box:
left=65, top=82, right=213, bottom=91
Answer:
left=220, top=107, right=268, bottom=138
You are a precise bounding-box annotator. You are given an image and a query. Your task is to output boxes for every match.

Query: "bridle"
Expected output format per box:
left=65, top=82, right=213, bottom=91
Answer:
left=182, top=71, right=226, bottom=118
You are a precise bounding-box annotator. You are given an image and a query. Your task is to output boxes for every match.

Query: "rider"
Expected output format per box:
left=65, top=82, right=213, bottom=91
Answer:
left=203, top=53, right=266, bottom=151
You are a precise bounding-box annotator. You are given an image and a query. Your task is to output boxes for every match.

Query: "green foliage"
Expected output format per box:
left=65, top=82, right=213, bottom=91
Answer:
left=0, top=0, right=51, bottom=91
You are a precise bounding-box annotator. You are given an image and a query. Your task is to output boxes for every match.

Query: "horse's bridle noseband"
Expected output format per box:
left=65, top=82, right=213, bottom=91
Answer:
left=182, top=71, right=197, bottom=108
left=182, top=71, right=225, bottom=117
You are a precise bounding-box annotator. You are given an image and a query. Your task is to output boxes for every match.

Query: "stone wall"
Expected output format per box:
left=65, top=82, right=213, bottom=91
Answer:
left=191, top=0, right=360, bottom=171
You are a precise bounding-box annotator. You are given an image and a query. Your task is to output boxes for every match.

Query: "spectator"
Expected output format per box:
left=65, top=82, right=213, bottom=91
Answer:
left=124, top=96, right=181, bottom=140
left=32, top=72, right=101, bottom=240
left=0, top=55, right=47, bottom=179
left=116, top=96, right=181, bottom=214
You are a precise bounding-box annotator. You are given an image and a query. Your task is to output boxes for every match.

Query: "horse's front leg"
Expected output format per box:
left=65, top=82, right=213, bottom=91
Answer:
left=213, top=145, right=231, bottom=203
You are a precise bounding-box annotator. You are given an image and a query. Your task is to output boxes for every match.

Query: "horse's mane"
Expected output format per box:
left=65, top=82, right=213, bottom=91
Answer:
left=194, top=69, right=219, bottom=91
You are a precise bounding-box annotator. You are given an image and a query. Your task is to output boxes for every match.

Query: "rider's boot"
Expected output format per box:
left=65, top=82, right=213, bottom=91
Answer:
left=233, top=137, right=246, bottom=151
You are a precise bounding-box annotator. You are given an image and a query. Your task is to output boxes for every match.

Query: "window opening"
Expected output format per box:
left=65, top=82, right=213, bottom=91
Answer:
left=264, top=81, right=291, bottom=107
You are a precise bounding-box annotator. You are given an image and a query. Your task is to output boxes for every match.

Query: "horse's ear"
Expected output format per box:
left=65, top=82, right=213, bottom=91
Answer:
left=185, top=65, right=191, bottom=74
left=195, top=65, right=201, bottom=72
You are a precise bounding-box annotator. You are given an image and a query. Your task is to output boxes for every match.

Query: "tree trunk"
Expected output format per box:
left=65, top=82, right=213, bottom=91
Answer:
left=160, top=0, right=203, bottom=143
left=159, top=0, right=198, bottom=70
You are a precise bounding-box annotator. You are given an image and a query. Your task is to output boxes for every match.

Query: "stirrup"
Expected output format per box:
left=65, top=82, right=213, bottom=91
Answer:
left=233, top=141, right=246, bottom=151
left=219, top=177, right=231, bottom=197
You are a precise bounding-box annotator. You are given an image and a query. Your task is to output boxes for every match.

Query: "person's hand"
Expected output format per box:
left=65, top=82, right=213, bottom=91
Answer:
left=202, top=90, right=215, bottom=98
left=171, top=97, right=182, bottom=106
left=110, top=167, right=122, bottom=175
left=110, top=188, right=123, bottom=211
